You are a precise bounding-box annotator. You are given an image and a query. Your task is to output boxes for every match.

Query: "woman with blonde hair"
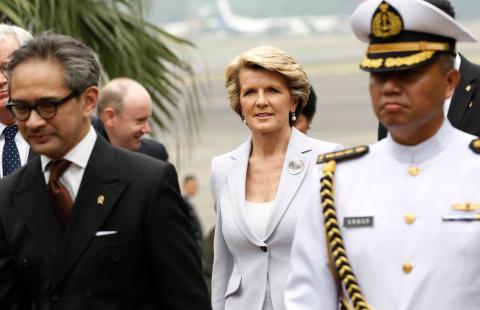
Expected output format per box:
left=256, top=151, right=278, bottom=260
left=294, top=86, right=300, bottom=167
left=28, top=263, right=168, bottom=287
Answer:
left=210, top=46, right=342, bottom=310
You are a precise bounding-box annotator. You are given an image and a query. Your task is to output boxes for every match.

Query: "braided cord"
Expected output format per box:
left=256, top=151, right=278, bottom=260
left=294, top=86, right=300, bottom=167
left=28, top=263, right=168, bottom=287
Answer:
left=321, top=161, right=372, bottom=310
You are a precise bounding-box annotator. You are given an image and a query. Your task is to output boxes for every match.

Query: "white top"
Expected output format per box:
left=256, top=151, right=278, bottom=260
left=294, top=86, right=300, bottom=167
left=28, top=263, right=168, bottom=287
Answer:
left=0, top=123, right=30, bottom=177
left=41, top=125, right=97, bottom=201
left=244, top=200, right=274, bottom=240
left=286, top=120, right=480, bottom=310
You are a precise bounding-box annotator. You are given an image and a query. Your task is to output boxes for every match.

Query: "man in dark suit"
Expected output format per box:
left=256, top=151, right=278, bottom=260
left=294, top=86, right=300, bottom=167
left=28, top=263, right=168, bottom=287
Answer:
left=97, top=77, right=168, bottom=161
left=378, top=0, right=480, bottom=139
left=0, top=33, right=210, bottom=310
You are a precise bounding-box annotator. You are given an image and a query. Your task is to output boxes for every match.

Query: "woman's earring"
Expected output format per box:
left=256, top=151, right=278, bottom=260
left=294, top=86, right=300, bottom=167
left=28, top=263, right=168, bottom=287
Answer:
left=241, top=114, right=247, bottom=125
left=291, top=111, right=297, bottom=122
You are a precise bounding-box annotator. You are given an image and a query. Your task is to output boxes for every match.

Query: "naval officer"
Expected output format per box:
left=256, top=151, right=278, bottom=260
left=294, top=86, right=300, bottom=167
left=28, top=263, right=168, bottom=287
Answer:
left=285, top=0, right=480, bottom=309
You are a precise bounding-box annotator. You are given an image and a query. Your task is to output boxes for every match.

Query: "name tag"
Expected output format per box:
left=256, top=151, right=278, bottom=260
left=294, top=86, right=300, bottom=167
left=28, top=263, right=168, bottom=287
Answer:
left=442, top=214, right=480, bottom=222
left=343, top=216, right=374, bottom=228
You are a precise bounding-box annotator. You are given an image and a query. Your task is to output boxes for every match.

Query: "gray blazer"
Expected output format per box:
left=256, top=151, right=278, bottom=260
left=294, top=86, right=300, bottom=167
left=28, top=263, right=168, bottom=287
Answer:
left=210, top=128, right=342, bottom=310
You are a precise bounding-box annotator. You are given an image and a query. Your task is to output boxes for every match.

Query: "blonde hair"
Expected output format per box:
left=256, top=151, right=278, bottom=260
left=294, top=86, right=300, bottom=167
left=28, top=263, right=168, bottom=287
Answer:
left=225, top=45, right=309, bottom=124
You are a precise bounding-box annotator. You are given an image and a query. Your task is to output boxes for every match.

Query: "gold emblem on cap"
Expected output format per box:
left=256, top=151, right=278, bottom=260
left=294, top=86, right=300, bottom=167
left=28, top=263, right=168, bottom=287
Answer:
left=452, top=203, right=480, bottom=212
left=97, top=195, right=105, bottom=205
left=372, top=2, right=403, bottom=39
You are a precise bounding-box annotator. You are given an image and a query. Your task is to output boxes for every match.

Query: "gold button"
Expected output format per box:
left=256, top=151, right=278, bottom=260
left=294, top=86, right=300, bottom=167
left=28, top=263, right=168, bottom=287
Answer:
left=402, top=263, right=413, bottom=274
left=469, top=101, right=473, bottom=108
left=466, top=84, right=472, bottom=92
left=405, top=213, right=415, bottom=225
left=408, top=166, right=419, bottom=176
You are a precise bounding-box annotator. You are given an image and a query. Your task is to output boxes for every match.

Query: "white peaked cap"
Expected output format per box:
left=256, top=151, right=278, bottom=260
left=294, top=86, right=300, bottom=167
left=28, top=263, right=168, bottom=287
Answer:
left=351, top=0, right=476, bottom=43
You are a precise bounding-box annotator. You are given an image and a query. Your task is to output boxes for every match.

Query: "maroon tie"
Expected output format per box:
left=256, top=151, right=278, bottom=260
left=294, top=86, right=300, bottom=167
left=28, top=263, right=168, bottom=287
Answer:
left=47, top=159, right=73, bottom=227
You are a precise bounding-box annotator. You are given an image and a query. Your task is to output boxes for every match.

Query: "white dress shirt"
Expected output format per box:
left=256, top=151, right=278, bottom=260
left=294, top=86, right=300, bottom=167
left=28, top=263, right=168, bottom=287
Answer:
left=286, top=120, right=480, bottom=310
left=41, top=126, right=97, bottom=201
left=0, top=123, right=30, bottom=178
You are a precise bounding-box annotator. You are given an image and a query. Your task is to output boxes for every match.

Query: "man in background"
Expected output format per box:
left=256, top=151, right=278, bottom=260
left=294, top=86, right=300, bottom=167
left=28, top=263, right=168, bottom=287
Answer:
left=182, top=174, right=203, bottom=249
left=97, top=77, right=168, bottom=161
left=294, top=85, right=317, bottom=135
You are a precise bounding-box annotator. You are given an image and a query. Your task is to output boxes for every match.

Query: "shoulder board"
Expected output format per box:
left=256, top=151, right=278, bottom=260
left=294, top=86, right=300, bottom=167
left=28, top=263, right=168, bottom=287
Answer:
left=469, top=139, right=480, bottom=154
left=317, top=145, right=369, bottom=164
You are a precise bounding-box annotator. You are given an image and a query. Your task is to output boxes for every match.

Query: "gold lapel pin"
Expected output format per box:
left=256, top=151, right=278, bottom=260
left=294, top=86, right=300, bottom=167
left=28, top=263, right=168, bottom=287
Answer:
left=466, top=84, right=472, bottom=92
left=452, top=203, right=480, bottom=212
left=97, top=195, right=105, bottom=205
left=408, top=165, right=420, bottom=176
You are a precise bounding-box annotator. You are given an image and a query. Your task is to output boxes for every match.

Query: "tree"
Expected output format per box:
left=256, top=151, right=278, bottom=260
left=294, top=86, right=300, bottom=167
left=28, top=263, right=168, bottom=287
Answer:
left=0, top=0, right=203, bottom=136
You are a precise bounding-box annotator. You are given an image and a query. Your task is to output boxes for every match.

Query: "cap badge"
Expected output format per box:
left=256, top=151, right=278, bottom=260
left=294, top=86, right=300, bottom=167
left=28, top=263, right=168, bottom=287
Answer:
left=372, top=2, right=403, bottom=39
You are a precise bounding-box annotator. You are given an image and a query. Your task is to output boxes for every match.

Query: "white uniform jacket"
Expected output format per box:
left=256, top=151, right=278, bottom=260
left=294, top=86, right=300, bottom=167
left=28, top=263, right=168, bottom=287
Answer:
left=210, top=128, right=342, bottom=310
left=286, top=121, right=480, bottom=310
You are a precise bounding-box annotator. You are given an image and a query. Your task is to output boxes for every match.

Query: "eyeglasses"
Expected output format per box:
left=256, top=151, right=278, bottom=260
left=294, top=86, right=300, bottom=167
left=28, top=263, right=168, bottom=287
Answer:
left=6, top=92, right=79, bottom=121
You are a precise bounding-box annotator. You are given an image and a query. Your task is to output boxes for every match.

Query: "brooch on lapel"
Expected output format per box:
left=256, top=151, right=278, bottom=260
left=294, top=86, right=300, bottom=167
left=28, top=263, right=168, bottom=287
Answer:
left=288, top=158, right=304, bottom=175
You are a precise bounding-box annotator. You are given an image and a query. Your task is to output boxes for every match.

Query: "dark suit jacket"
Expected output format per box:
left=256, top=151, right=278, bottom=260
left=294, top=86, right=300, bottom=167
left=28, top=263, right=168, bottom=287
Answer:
left=378, top=54, right=480, bottom=139
left=90, top=115, right=110, bottom=142
left=0, top=137, right=211, bottom=310
left=138, top=138, right=169, bottom=162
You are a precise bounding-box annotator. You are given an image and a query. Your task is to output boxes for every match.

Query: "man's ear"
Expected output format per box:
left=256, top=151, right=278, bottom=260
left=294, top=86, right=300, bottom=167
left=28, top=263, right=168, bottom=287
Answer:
left=102, top=107, right=118, bottom=128
left=82, top=86, right=99, bottom=117
left=444, top=68, right=460, bottom=100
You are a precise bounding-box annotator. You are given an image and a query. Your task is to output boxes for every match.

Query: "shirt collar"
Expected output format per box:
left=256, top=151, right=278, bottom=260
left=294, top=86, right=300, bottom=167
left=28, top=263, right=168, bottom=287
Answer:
left=386, top=119, right=453, bottom=164
left=41, top=125, right=97, bottom=171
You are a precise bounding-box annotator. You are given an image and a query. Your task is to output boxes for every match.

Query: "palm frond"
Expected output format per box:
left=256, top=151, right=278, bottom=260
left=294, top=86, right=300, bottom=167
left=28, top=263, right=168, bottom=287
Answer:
left=0, top=0, right=205, bottom=138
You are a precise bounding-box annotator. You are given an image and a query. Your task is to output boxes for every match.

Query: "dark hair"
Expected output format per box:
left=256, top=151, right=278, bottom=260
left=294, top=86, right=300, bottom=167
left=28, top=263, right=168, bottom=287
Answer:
left=424, top=0, right=455, bottom=18
left=300, top=86, right=317, bottom=121
left=183, top=174, right=197, bottom=184
left=7, top=33, right=100, bottom=94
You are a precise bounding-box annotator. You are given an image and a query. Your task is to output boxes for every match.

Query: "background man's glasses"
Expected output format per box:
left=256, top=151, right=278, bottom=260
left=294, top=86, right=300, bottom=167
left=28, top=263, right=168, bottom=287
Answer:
left=6, top=92, right=78, bottom=121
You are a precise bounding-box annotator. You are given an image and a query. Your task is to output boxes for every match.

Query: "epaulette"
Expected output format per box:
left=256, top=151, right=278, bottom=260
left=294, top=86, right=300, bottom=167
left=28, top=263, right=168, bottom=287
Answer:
left=317, top=145, right=369, bottom=164
left=469, top=139, right=480, bottom=154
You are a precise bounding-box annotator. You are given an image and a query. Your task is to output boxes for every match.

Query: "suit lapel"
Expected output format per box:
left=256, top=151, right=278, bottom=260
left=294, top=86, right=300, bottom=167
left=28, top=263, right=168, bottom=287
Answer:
left=12, top=158, right=63, bottom=260
left=52, top=138, right=128, bottom=290
left=227, top=138, right=265, bottom=246
left=448, top=54, right=477, bottom=127
left=27, top=147, right=37, bottom=161
left=264, top=129, right=311, bottom=239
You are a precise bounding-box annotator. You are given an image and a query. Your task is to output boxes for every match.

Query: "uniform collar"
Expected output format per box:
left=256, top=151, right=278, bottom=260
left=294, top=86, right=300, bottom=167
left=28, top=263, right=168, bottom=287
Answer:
left=386, top=119, right=452, bottom=164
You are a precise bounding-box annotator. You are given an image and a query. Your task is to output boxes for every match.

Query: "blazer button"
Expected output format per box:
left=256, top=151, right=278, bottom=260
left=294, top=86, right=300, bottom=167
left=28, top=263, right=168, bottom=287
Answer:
left=50, top=292, right=60, bottom=302
left=22, top=258, right=30, bottom=269
left=111, top=252, right=120, bottom=262
left=260, top=246, right=268, bottom=252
